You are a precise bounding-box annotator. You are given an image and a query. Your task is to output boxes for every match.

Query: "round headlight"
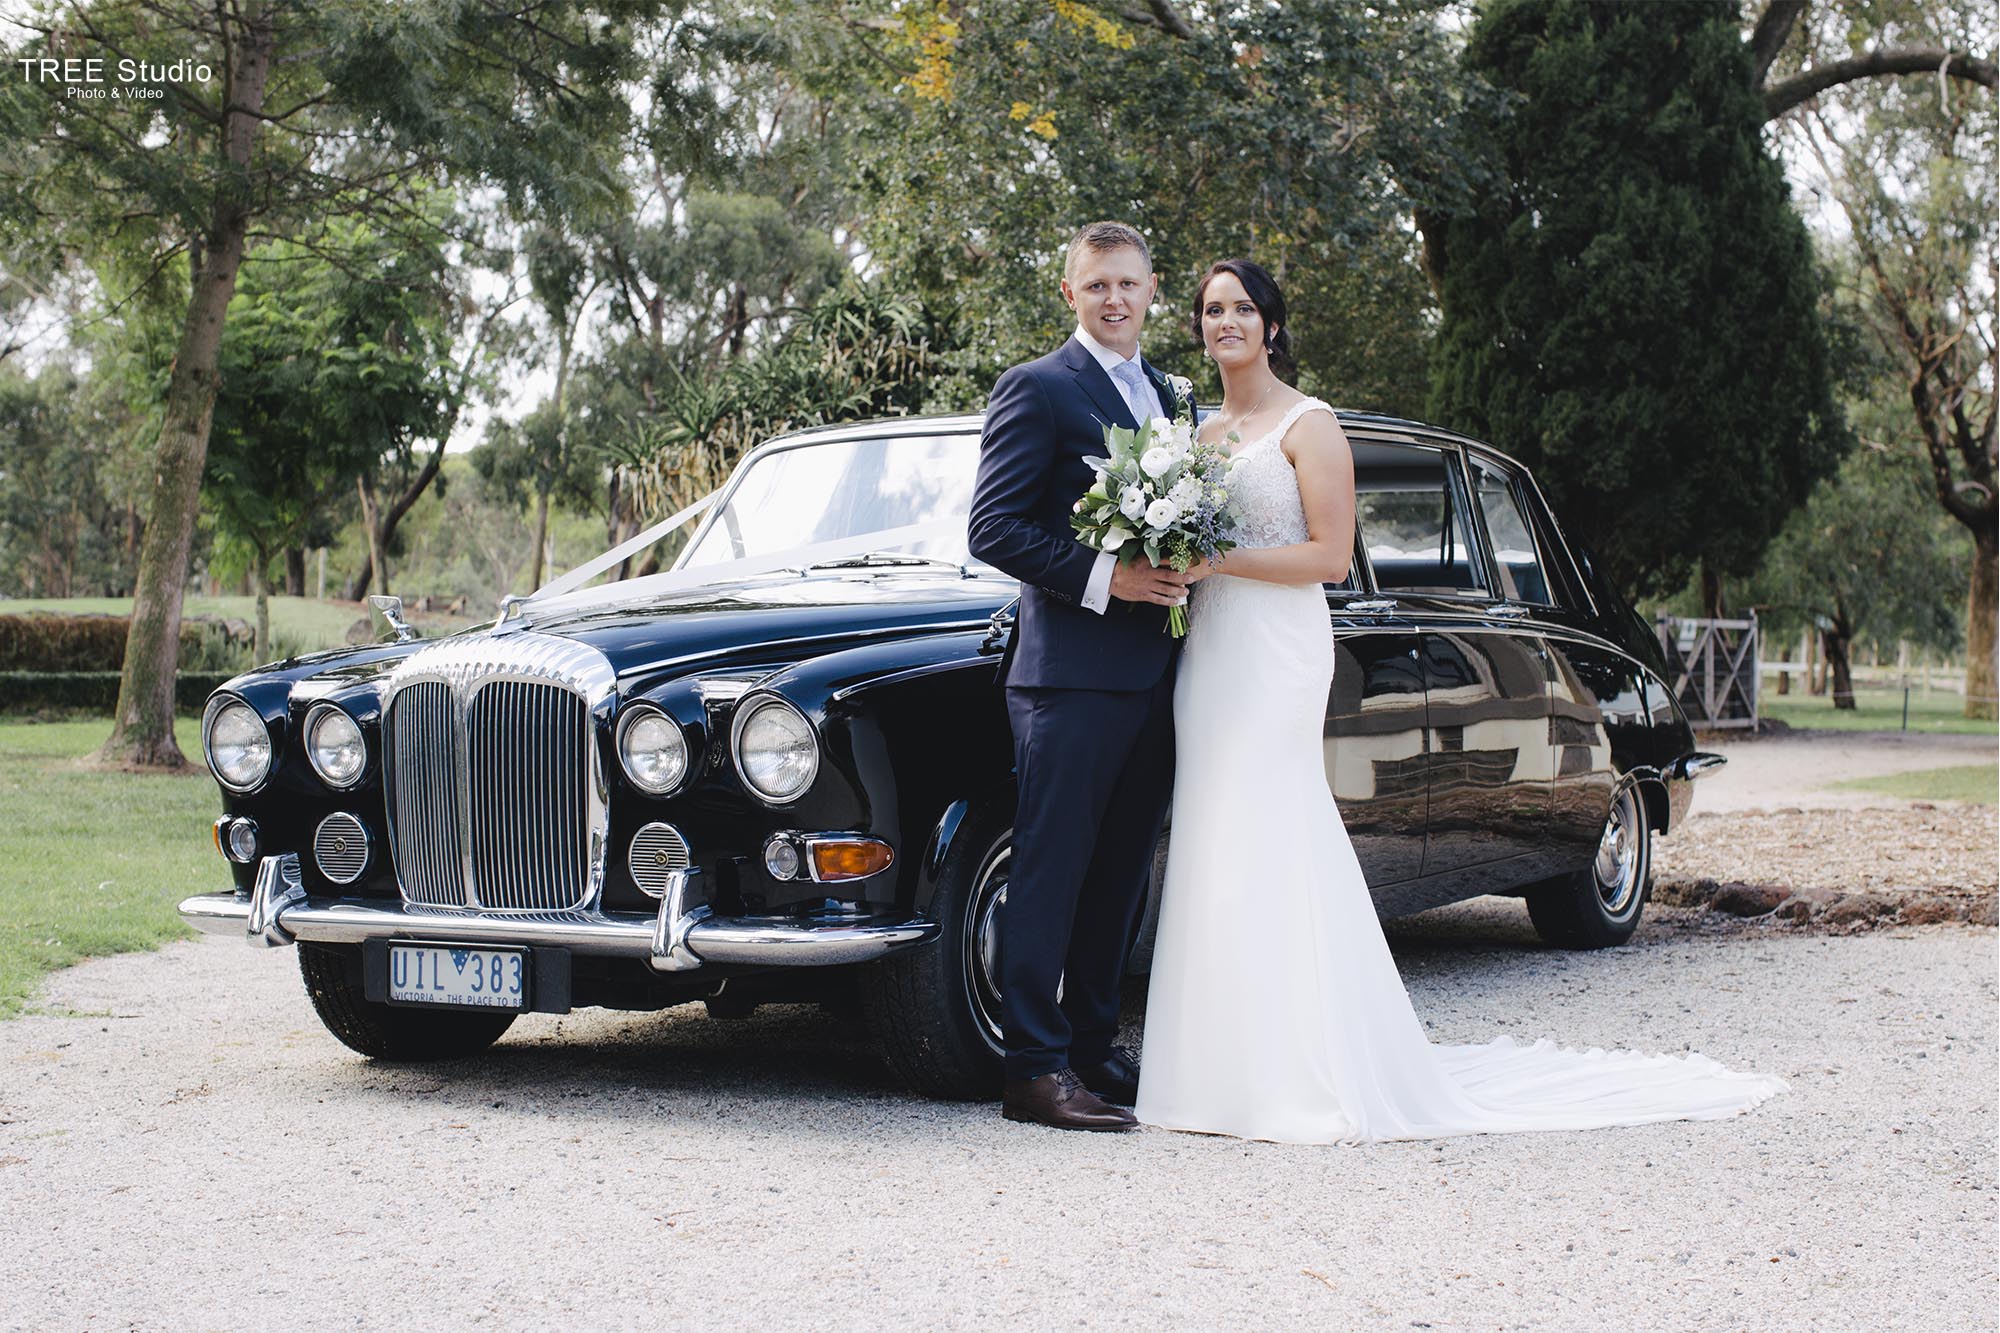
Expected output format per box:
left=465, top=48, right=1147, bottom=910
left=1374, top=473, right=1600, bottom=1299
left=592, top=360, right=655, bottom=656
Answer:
left=733, top=697, right=818, bottom=804
left=305, top=705, right=366, bottom=789
left=618, top=706, right=689, bottom=795
left=204, top=698, right=272, bottom=793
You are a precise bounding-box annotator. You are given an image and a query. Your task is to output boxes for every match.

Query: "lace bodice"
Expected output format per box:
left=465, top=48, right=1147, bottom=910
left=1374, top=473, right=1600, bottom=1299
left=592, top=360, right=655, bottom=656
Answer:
left=1216, top=397, right=1333, bottom=550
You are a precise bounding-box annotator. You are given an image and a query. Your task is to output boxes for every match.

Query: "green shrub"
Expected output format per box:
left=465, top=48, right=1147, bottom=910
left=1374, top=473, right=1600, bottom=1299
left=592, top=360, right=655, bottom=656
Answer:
left=0, top=671, right=237, bottom=714
left=0, top=613, right=252, bottom=673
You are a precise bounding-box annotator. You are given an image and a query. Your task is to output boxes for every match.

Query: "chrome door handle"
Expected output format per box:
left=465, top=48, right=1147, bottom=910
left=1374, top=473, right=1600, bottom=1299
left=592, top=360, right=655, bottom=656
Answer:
left=1487, top=604, right=1529, bottom=618
left=1343, top=598, right=1399, bottom=614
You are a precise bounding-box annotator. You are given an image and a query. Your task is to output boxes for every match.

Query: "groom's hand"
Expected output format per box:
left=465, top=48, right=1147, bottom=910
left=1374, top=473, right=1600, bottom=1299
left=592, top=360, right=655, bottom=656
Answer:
left=1110, top=558, right=1192, bottom=606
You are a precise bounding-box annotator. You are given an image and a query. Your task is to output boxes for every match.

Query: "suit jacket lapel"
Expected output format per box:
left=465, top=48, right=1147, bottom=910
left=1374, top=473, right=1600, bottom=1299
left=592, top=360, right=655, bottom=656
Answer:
left=1140, top=360, right=1180, bottom=420
left=1061, top=336, right=1139, bottom=432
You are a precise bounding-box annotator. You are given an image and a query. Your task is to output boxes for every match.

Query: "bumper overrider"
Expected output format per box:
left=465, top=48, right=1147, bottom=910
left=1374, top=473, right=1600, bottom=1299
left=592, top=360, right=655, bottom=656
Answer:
left=179, top=853, right=938, bottom=972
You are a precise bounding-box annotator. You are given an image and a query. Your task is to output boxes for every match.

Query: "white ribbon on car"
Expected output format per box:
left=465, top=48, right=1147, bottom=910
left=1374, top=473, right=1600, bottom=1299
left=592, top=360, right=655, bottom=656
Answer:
left=532, top=492, right=720, bottom=603
left=516, top=515, right=969, bottom=623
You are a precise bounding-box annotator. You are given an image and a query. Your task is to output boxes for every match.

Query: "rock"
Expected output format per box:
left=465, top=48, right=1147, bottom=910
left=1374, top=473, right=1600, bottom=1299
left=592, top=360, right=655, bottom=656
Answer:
left=1774, top=886, right=1841, bottom=921
left=1899, top=895, right=1963, bottom=926
left=1654, top=877, right=1719, bottom=908
left=1968, top=898, right=1998, bottom=928
left=1822, top=894, right=1894, bottom=927
left=1710, top=881, right=1791, bottom=917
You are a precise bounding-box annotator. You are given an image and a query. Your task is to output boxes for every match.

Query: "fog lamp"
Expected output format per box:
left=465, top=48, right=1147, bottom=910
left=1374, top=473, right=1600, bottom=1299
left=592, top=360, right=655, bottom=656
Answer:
left=222, top=817, right=260, bottom=864
left=763, top=836, right=802, bottom=881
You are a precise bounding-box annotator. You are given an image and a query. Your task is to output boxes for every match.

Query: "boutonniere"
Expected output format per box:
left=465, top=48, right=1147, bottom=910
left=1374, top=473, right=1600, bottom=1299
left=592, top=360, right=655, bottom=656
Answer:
left=1165, top=372, right=1194, bottom=406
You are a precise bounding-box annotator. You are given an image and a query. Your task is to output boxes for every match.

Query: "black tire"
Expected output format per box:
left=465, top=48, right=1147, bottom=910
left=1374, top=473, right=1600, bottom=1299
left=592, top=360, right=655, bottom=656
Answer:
left=859, top=804, right=1010, bottom=1099
left=1526, top=779, right=1652, bottom=949
left=298, top=942, right=515, bottom=1061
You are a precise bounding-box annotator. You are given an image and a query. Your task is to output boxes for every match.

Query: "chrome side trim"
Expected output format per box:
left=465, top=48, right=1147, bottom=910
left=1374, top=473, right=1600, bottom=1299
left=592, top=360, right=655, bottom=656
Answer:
left=246, top=852, right=306, bottom=948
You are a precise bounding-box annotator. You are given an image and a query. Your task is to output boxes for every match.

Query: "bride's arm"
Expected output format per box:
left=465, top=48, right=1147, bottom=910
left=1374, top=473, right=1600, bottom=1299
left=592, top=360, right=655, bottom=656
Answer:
left=1197, top=413, right=1356, bottom=586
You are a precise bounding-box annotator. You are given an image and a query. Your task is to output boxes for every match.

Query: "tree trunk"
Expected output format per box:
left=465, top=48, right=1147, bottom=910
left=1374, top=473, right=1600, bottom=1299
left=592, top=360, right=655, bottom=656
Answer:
left=98, top=8, right=273, bottom=769
left=1822, top=628, right=1855, bottom=709
left=530, top=486, right=550, bottom=591
left=1699, top=565, right=1724, bottom=618
left=1968, top=529, right=1997, bottom=722
left=1806, top=625, right=1822, bottom=694
left=1774, top=640, right=1791, bottom=696
left=284, top=547, right=306, bottom=597
left=250, top=560, right=270, bottom=664
left=351, top=475, right=387, bottom=600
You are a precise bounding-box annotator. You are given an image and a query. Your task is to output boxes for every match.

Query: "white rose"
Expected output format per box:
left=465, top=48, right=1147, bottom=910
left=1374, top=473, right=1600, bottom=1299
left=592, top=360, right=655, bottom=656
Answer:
left=1147, top=416, right=1176, bottom=439
left=1119, top=485, right=1148, bottom=521
left=1140, top=446, right=1175, bottom=478
left=1145, top=497, right=1179, bottom=528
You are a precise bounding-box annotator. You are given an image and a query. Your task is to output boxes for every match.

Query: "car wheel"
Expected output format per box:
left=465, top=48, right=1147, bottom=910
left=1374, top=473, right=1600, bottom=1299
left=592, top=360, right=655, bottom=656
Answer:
left=297, top=943, right=515, bottom=1060
left=1526, top=779, right=1651, bottom=949
left=859, top=804, right=1009, bottom=1099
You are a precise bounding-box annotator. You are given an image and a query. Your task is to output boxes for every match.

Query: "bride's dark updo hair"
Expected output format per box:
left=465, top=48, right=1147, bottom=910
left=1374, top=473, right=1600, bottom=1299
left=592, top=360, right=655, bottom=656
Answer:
left=1190, top=258, right=1295, bottom=380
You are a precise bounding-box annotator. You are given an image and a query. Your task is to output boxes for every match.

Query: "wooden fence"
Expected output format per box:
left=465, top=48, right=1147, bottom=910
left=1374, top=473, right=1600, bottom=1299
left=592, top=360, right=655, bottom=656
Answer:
left=1656, top=613, right=1759, bottom=729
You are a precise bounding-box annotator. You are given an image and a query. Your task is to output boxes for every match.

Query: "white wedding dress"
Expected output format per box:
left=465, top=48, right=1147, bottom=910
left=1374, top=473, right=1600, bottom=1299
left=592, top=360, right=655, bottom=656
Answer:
left=1133, top=398, right=1787, bottom=1144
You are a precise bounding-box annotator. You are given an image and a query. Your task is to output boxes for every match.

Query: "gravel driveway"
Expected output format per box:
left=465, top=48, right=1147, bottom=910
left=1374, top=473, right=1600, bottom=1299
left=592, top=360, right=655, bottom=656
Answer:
left=3, top=896, right=1992, bottom=1331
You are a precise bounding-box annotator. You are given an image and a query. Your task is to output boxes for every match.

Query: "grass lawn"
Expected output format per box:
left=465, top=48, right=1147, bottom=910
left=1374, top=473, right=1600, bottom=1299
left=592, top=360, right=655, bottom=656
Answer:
left=0, top=594, right=365, bottom=653
left=0, top=718, right=221, bottom=1017
left=1823, top=763, right=1999, bottom=804
left=1759, top=685, right=2000, bottom=737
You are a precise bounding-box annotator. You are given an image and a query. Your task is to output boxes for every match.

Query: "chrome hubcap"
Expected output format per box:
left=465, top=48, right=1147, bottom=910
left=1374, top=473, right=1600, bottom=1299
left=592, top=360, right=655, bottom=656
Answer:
left=1593, top=788, right=1642, bottom=916
left=964, top=844, right=1009, bottom=1050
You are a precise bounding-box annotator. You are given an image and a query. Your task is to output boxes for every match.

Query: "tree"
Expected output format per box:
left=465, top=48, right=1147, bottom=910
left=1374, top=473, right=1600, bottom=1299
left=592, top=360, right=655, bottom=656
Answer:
left=784, top=0, right=1495, bottom=413
left=1425, top=0, right=1849, bottom=604
left=1, top=0, right=665, bottom=767
left=1769, top=4, right=1996, bottom=720
left=1743, top=438, right=1964, bottom=707
left=203, top=224, right=458, bottom=657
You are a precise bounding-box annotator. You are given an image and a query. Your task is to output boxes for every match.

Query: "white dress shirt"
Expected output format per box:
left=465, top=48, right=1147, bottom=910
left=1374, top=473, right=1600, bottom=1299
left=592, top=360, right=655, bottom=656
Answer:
left=1071, top=324, right=1174, bottom=614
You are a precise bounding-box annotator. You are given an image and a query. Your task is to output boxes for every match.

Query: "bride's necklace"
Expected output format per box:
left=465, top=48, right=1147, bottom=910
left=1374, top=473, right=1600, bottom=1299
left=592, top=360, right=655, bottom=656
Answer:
left=1213, top=379, right=1281, bottom=442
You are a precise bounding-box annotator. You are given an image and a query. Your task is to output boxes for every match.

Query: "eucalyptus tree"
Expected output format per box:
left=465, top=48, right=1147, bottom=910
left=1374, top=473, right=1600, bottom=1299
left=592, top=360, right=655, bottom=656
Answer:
left=1768, top=1, right=1996, bottom=719
left=775, top=0, right=1494, bottom=415
left=203, top=224, right=457, bottom=659
left=0, top=0, right=668, bottom=767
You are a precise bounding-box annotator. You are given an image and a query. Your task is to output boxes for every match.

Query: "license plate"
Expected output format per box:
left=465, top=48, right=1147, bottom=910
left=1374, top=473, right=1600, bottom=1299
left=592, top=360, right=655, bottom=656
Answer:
left=388, top=944, right=527, bottom=1010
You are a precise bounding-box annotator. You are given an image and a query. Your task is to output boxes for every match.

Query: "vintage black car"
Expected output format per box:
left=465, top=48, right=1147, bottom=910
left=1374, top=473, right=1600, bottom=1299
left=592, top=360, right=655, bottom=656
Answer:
left=180, top=410, right=1724, bottom=1097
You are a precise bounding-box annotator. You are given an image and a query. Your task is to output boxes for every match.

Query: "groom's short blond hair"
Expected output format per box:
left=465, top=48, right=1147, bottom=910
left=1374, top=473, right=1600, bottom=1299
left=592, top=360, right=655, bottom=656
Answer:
left=1065, top=221, right=1152, bottom=278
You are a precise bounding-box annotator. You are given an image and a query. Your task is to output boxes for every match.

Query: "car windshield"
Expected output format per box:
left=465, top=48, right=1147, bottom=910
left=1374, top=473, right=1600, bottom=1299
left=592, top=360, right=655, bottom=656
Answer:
left=679, top=431, right=988, bottom=571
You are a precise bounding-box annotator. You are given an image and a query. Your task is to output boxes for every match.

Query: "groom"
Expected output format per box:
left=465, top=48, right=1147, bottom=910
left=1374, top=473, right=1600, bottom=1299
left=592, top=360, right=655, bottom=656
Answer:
left=967, top=221, right=1203, bottom=1131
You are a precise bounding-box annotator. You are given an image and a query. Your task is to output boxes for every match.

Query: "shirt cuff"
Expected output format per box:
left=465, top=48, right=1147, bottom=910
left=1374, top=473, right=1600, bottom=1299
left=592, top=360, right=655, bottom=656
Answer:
left=1081, top=548, right=1118, bottom=614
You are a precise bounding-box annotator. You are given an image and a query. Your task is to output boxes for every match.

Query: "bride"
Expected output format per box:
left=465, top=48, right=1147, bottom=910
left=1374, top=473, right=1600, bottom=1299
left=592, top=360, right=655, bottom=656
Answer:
left=1132, top=259, right=1787, bottom=1144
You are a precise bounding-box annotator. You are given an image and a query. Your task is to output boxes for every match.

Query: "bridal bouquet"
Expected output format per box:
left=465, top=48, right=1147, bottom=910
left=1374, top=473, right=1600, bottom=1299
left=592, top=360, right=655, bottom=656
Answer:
left=1071, top=412, right=1239, bottom=637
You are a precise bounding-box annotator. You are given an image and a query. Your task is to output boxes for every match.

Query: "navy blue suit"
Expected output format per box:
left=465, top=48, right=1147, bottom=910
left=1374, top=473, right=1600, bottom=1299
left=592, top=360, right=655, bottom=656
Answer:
left=967, top=336, right=1193, bottom=1080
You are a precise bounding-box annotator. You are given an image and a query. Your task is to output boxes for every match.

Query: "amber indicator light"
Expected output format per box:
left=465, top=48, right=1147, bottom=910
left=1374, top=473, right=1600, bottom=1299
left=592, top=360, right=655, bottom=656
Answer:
left=810, top=840, right=895, bottom=881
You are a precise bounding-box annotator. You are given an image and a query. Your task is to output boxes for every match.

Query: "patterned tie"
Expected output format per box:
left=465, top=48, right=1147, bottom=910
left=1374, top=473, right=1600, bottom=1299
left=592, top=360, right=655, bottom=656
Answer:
left=1109, top=358, right=1151, bottom=425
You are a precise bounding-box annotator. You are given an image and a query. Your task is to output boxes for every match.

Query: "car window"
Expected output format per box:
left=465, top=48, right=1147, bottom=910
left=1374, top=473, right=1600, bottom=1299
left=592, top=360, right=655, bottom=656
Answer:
left=1467, top=455, right=1558, bottom=606
left=1354, top=444, right=1487, bottom=597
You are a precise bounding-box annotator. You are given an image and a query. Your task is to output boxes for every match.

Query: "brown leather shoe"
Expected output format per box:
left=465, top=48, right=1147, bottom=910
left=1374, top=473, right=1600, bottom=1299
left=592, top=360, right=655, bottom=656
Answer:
left=1073, top=1046, right=1141, bottom=1106
left=1002, top=1069, right=1139, bottom=1131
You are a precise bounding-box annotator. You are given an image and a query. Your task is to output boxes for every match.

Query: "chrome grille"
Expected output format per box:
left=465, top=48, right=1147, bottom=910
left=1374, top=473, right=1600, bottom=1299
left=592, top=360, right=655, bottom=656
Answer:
left=385, top=680, right=466, bottom=905
left=629, top=822, right=692, bottom=897
left=467, top=680, right=591, bottom=910
left=313, top=812, right=371, bottom=885
left=380, top=632, right=613, bottom=914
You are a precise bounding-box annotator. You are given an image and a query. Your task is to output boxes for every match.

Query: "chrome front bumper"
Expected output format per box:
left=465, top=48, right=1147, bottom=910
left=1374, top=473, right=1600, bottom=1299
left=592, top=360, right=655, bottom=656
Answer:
left=179, top=854, right=937, bottom=972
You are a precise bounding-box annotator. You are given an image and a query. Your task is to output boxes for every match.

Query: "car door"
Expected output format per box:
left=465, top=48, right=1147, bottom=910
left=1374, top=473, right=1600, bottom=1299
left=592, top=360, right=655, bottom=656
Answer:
left=1351, top=440, right=1554, bottom=890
